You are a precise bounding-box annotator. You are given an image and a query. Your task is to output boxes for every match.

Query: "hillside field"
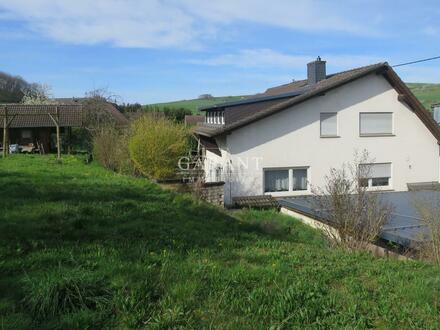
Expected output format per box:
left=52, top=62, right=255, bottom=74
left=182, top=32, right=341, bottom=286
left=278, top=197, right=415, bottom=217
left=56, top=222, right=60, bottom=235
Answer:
left=148, top=83, right=440, bottom=113
left=407, top=83, right=440, bottom=110
left=149, top=95, right=247, bottom=113
left=0, top=155, right=439, bottom=329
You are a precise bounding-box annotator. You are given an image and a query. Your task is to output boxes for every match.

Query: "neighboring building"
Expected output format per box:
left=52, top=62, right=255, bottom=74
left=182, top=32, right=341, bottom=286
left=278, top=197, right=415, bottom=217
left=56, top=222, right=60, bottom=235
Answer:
left=0, top=104, right=83, bottom=153
left=0, top=99, right=129, bottom=153
left=55, top=98, right=129, bottom=128
left=195, top=58, right=440, bottom=205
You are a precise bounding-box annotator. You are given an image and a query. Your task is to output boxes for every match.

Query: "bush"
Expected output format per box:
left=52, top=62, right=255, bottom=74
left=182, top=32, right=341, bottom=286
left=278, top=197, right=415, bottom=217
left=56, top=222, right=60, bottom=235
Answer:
left=93, top=126, right=133, bottom=174
left=129, top=114, right=190, bottom=180
left=414, top=194, right=440, bottom=264
left=312, top=151, right=392, bottom=250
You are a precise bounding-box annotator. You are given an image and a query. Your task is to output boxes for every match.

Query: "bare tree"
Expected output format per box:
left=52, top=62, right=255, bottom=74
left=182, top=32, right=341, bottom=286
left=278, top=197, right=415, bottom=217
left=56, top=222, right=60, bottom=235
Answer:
left=414, top=195, right=440, bottom=264
left=21, top=83, right=55, bottom=105
left=312, top=151, right=393, bottom=250
left=83, top=88, right=121, bottom=130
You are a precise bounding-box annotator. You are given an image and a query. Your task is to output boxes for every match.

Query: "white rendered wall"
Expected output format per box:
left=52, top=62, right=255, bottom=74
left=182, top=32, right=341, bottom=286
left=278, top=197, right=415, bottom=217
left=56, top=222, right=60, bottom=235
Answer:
left=205, top=74, right=440, bottom=205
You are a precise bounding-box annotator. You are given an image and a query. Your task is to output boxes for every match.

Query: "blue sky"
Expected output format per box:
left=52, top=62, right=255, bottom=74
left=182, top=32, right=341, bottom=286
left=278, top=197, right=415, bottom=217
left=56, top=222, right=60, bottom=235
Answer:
left=1, top=0, right=440, bottom=104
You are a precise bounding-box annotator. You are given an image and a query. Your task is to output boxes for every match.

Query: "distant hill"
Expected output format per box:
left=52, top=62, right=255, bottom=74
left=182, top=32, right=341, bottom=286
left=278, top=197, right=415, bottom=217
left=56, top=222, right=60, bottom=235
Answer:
left=149, top=95, right=247, bottom=113
left=147, top=83, right=440, bottom=113
left=407, top=83, right=440, bottom=110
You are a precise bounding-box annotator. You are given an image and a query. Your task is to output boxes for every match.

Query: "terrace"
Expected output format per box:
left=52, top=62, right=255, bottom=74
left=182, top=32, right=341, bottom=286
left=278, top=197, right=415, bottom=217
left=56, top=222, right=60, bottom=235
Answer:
left=279, top=190, right=439, bottom=249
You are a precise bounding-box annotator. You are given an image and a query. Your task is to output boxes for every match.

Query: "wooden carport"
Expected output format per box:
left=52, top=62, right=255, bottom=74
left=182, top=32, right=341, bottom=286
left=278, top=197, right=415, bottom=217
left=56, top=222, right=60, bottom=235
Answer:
left=0, top=104, right=83, bottom=160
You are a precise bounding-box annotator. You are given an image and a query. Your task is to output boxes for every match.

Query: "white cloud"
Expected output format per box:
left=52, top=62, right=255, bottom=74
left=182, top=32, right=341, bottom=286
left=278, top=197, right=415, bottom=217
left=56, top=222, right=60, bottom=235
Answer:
left=189, top=49, right=310, bottom=68
left=422, top=26, right=440, bottom=37
left=0, top=0, right=197, bottom=48
left=188, top=49, right=384, bottom=71
left=182, top=0, right=375, bottom=35
left=0, top=0, right=380, bottom=49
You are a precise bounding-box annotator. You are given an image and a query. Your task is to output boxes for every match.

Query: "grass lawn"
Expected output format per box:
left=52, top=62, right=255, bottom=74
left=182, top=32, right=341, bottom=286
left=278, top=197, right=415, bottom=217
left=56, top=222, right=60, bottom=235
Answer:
left=0, top=156, right=439, bottom=329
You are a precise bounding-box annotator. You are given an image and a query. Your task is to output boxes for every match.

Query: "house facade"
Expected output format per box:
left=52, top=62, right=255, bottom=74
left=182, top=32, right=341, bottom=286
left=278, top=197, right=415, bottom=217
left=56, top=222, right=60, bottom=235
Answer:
left=195, top=59, right=440, bottom=205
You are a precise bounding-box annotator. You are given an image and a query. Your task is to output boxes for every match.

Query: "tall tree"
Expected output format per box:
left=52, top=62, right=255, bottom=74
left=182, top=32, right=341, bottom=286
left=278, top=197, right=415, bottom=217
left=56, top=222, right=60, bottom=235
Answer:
left=0, top=71, right=30, bottom=103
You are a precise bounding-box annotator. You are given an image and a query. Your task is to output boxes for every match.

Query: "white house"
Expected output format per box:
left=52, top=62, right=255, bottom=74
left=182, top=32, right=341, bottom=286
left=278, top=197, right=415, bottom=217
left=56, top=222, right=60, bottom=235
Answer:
left=195, top=58, right=440, bottom=205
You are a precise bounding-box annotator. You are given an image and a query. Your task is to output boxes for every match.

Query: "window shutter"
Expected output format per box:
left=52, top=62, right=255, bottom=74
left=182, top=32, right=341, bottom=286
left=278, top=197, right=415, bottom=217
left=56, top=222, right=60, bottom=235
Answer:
left=320, top=113, right=337, bottom=136
left=360, top=113, right=392, bottom=135
left=360, top=163, right=391, bottom=178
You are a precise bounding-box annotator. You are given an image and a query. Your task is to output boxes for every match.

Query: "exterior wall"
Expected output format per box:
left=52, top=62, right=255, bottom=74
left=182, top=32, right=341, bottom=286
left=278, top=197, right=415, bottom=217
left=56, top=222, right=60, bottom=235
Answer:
left=205, top=73, right=440, bottom=205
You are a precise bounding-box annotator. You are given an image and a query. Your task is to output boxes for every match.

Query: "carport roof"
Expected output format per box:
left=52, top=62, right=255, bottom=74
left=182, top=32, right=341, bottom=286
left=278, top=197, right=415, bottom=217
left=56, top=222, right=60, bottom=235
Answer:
left=0, top=104, right=83, bottom=128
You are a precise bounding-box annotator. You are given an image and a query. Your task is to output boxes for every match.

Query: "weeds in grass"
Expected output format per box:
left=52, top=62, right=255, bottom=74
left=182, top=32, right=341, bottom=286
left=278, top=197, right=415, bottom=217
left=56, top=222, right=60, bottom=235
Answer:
left=21, top=267, right=113, bottom=318
left=0, top=156, right=439, bottom=329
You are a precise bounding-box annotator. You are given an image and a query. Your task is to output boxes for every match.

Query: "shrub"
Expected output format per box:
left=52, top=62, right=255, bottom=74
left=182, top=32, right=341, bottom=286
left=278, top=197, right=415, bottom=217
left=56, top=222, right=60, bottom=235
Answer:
left=312, top=151, right=392, bottom=250
left=93, top=126, right=133, bottom=174
left=128, top=114, right=190, bottom=180
left=414, top=194, right=440, bottom=264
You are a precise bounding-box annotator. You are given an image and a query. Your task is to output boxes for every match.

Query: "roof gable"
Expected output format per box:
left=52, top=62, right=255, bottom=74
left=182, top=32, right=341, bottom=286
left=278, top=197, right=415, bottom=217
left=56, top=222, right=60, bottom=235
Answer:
left=196, top=63, right=440, bottom=143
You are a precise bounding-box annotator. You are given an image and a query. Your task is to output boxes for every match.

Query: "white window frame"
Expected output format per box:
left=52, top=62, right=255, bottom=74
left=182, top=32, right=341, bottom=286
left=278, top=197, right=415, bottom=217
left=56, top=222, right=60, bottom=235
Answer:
left=359, top=112, right=394, bottom=137
left=263, top=166, right=310, bottom=196
left=320, top=112, right=338, bottom=137
left=359, top=162, right=393, bottom=190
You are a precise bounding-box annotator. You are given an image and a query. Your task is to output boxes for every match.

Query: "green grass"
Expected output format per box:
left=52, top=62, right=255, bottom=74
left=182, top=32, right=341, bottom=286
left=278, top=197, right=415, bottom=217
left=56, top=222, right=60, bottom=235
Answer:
left=0, top=155, right=439, bottom=329
left=408, top=83, right=440, bottom=110
left=149, top=95, right=247, bottom=113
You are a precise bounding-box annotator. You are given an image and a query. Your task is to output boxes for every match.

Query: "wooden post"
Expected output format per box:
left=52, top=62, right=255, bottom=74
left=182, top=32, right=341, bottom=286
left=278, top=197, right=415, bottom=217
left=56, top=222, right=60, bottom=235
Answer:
left=55, top=106, right=61, bottom=160
left=67, top=127, right=72, bottom=155
left=48, top=106, right=61, bottom=160
left=2, top=106, right=8, bottom=158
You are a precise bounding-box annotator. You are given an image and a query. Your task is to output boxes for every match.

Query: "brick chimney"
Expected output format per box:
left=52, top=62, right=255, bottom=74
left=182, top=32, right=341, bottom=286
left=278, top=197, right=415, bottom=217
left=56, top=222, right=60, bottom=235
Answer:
left=307, top=56, right=326, bottom=84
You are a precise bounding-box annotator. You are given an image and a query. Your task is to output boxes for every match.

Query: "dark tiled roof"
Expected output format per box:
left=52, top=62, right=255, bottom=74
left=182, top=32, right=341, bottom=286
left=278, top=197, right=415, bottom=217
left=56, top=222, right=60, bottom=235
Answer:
left=224, top=97, right=295, bottom=124
left=195, top=62, right=440, bottom=143
left=196, top=63, right=386, bottom=137
left=100, top=103, right=129, bottom=127
left=54, top=98, right=129, bottom=127
left=0, top=104, right=83, bottom=128
left=257, top=79, right=308, bottom=97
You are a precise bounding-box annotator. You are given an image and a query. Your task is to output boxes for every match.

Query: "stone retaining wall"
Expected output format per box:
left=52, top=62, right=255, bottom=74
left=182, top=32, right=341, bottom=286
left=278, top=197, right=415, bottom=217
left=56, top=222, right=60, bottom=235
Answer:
left=196, top=182, right=224, bottom=206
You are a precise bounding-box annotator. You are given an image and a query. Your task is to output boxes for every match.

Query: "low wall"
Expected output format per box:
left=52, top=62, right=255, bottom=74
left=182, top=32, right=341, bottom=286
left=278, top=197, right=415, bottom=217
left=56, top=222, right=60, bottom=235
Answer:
left=280, top=206, right=411, bottom=261
left=196, top=182, right=225, bottom=206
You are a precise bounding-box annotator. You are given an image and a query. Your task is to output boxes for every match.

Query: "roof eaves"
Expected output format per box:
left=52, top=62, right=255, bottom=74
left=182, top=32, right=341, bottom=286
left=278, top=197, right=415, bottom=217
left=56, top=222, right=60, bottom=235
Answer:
left=383, top=67, right=440, bottom=142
